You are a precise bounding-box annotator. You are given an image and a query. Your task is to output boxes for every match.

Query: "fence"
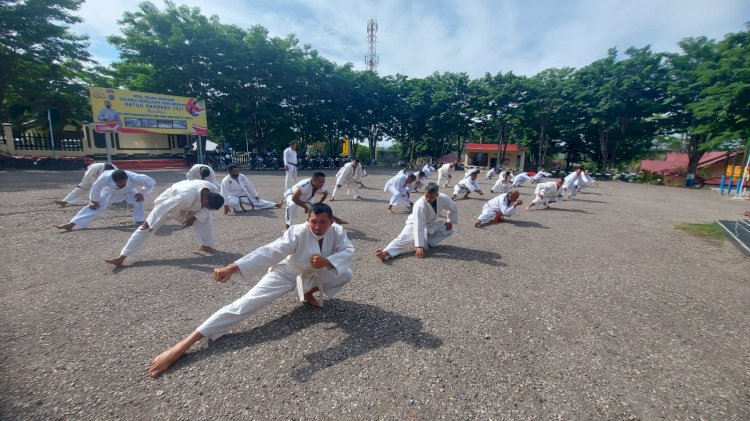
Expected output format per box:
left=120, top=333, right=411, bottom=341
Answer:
left=12, top=131, right=83, bottom=152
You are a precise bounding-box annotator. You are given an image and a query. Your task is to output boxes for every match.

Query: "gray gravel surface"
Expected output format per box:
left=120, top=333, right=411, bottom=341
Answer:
left=1, top=168, right=748, bottom=420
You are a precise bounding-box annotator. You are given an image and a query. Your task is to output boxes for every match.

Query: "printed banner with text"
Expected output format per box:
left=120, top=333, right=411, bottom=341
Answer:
left=89, top=87, right=208, bottom=135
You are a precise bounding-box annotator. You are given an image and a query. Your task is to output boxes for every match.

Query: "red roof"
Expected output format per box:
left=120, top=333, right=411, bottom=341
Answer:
left=465, top=143, right=525, bottom=152
left=640, top=152, right=738, bottom=173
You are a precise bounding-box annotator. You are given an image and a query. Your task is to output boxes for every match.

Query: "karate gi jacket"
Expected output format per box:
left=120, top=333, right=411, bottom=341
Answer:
left=186, top=164, right=218, bottom=187
left=150, top=180, right=217, bottom=228
left=90, top=170, right=156, bottom=203
left=408, top=193, right=459, bottom=248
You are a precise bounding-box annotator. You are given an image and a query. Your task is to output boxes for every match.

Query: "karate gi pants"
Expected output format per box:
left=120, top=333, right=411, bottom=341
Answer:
left=62, top=187, right=89, bottom=205
left=227, top=195, right=277, bottom=212
left=285, top=166, right=297, bottom=190
left=196, top=265, right=352, bottom=340
left=476, top=203, right=516, bottom=225
left=284, top=196, right=313, bottom=226
left=490, top=180, right=510, bottom=193
left=70, top=192, right=144, bottom=228
left=385, top=185, right=410, bottom=207
left=437, top=173, right=450, bottom=188
left=331, top=182, right=360, bottom=199
left=382, top=222, right=453, bottom=258
left=119, top=214, right=216, bottom=257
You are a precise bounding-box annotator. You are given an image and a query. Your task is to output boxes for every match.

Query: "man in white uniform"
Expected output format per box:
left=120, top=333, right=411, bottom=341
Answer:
left=376, top=183, right=458, bottom=261
left=485, top=167, right=498, bottom=180
left=186, top=163, right=218, bottom=187
left=526, top=179, right=564, bottom=211
left=490, top=170, right=513, bottom=193
left=384, top=172, right=417, bottom=213
left=560, top=168, right=583, bottom=200
left=452, top=169, right=484, bottom=200
left=104, top=180, right=225, bottom=266
left=283, top=142, right=298, bottom=189
left=474, top=189, right=523, bottom=227
left=146, top=203, right=354, bottom=378
left=575, top=169, right=597, bottom=192
left=54, top=169, right=156, bottom=231
left=55, top=162, right=117, bottom=207
left=531, top=169, right=552, bottom=183
left=221, top=164, right=281, bottom=214
left=436, top=162, right=455, bottom=187
left=331, top=159, right=362, bottom=200
left=284, top=172, right=328, bottom=229
left=422, top=163, right=435, bottom=177
left=512, top=172, right=533, bottom=187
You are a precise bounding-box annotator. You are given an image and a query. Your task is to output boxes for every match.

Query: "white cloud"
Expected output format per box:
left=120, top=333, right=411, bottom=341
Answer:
left=72, top=0, right=750, bottom=78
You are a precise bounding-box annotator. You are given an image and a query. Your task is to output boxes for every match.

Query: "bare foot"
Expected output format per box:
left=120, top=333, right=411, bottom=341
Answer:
left=198, top=245, right=218, bottom=253
left=474, top=220, right=481, bottom=228
left=304, top=287, right=323, bottom=308
left=148, top=345, right=187, bottom=378
left=387, top=207, right=393, bottom=214
left=54, top=200, right=68, bottom=208
left=375, top=248, right=390, bottom=262
left=525, top=206, right=532, bottom=211
left=105, top=255, right=126, bottom=266
left=275, top=202, right=283, bottom=208
left=54, top=223, right=75, bottom=232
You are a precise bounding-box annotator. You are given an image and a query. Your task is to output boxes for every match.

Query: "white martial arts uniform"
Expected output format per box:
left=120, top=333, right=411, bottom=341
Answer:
left=283, top=146, right=298, bottom=189
left=575, top=173, right=595, bottom=191
left=119, top=180, right=218, bottom=257
left=561, top=171, right=583, bottom=199
left=284, top=178, right=328, bottom=225
left=221, top=174, right=278, bottom=212
left=491, top=172, right=512, bottom=193
left=437, top=164, right=453, bottom=187
left=453, top=174, right=481, bottom=197
left=61, top=162, right=119, bottom=205
left=512, top=172, right=533, bottom=187
left=384, top=173, right=412, bottom=208
left=422, top=164, right=435, bottom=177
left=530, top=181, right=560, bottom=207
left=382, top=193, right=458, bottom=258
left=485, top=168, right=498, bottom=180
left=531, top=170, right=552, bottom=183
left=399, top=170, right=425, bottom=192
left=186, top=164, right=218, bottom=187
left=69, top=170, right=155, bottom=228
left=331, top=162, right=361, bottom=199
left=196, top=223, right=355, bottom=340
left=476, top=193, right=518, bottom=225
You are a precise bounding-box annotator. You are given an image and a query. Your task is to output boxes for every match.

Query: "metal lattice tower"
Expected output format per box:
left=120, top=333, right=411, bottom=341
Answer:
left=365, top=19, right=379, bottom=72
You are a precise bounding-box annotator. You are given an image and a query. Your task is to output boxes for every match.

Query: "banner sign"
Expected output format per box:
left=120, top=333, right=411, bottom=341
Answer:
left=89, top=87, right=208, bottom=135
left=725, top=165, right=747, bottom=178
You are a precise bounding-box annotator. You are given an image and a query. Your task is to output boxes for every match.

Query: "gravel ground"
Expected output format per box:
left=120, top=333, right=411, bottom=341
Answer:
left=0, top=167, right=748, bottom=420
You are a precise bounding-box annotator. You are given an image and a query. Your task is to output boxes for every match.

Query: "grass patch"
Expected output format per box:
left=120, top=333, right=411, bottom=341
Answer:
left=675, top=222, right=725, bottom=240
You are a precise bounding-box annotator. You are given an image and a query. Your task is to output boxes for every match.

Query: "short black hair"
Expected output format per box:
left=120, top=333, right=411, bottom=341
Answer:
left=227, top=164, right=239, bottom=172
left=111, top=169, right=127, bottom=182
left=308, top=202, right=333, bottom=220
left=200, top=166, right=211, bottom=179
left=103, top=163, right=115, bottom=171
left=312, top=171, right=325, bottom=179
left=206, top=192, right=224, bottom=210
left=425, top=182, right=439, bottom=194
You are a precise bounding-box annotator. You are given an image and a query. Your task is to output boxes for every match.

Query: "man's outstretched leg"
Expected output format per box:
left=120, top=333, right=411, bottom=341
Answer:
left=148, top=331, right=204, bottom=378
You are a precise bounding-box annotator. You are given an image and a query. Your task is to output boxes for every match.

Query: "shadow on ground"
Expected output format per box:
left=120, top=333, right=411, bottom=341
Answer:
left=170, top=299, right=442, bottom=382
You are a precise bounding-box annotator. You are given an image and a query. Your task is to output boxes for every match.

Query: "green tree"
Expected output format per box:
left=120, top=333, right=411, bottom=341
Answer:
left=0, top=0, right=91, bottom=127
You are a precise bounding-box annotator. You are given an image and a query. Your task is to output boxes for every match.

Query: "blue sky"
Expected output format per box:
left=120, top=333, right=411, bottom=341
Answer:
left=73, top=0, right=750, bottom=78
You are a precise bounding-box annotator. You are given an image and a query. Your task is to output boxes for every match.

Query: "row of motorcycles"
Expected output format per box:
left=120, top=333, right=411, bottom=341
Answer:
left=199, top=150, right=352, bottom=172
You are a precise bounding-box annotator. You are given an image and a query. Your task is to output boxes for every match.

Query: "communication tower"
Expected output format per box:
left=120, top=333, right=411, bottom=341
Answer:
left=365, top=19, right=379, bottom=72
